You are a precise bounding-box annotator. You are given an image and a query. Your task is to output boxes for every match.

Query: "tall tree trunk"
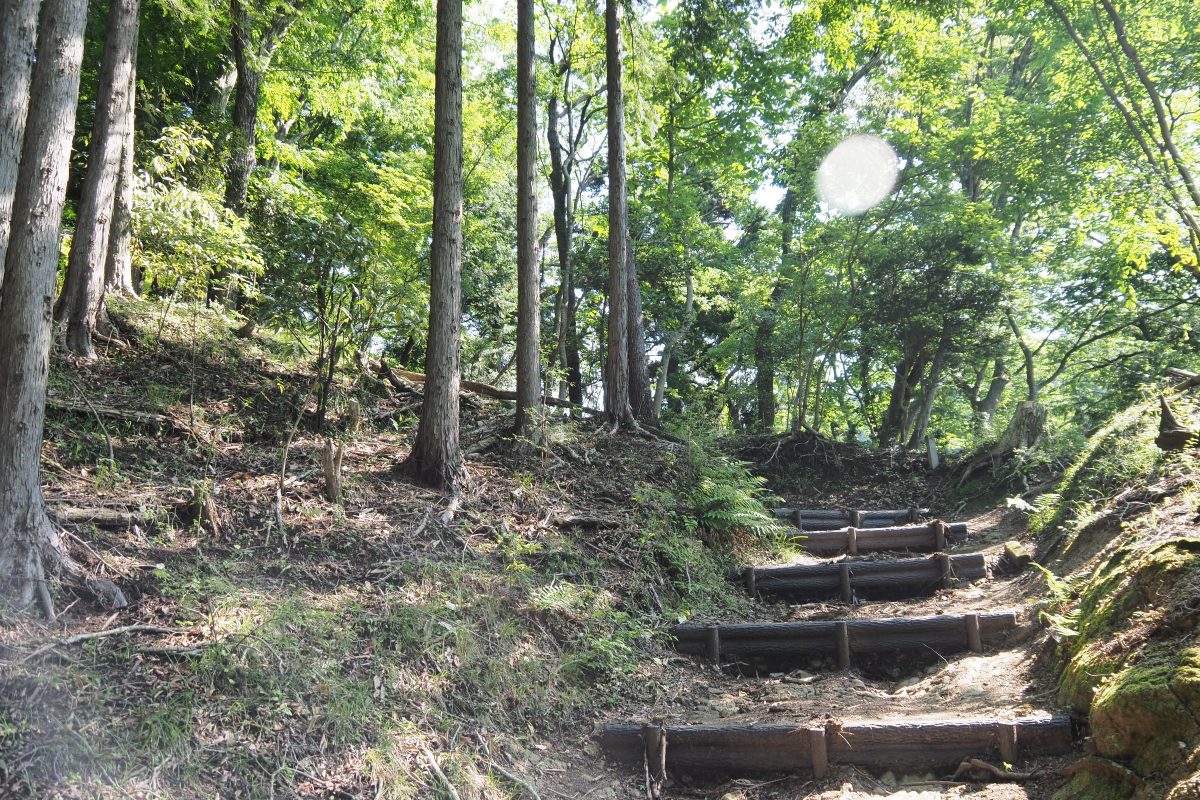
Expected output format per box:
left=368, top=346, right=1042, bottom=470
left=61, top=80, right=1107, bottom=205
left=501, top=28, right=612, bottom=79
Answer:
left=603, top=0, right=633, bottom=429
left=546, top=90, right=581, bottom=410
left=625, top=231, right=653, bottom=420
left=977, top=358, right=1007, bottom=425
left=55, top=0, right=140, bottom=358
left=513, top=0, right=541, bottom=448
left=0, top=0, right=40, bottom=286
left=654, top=271, right=693, bottom=419
left=906, top=320, right=953, bottom=449
left=405, top=0, right=464, bottom=491
left=879, top=339, right=921, bottom=445
left=1, top=0, right=126, bottom=615
left=105, top=49, right=138, bottom=297
left=223, top=0, right=259, bottom=216
left=754, top=187, right=795, bottom=431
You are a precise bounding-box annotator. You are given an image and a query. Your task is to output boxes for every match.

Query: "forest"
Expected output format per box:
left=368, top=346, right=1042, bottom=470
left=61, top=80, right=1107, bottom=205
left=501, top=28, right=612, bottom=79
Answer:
left=1, top=0, right=1199, bottom=797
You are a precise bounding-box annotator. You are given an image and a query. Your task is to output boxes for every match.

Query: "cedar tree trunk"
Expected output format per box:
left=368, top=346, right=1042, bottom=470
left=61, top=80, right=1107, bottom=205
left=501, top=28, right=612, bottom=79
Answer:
left=1, top=0, right=126, bottom=615
left=56, top=0, right=140, bottom=357
left=405, top=0, right=464, bottom=491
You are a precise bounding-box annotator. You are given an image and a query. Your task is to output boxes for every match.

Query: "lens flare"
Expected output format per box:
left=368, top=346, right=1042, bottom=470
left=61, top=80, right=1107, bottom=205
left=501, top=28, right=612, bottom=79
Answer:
left=815, top=134, right=899, bottom=216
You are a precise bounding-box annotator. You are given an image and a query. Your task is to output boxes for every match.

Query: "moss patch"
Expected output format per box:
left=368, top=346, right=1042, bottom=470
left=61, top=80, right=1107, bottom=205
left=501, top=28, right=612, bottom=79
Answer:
left=1053, top=756, right=1141, bottom=800
left=1091, top=648, right=1199, bottom=775
left=1173, top=649, right=1200, bottom=722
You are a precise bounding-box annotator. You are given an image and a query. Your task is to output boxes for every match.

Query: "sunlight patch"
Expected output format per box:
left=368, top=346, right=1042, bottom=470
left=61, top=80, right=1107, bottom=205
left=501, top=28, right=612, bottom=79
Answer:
left=815, top=134, right=899, bottom=215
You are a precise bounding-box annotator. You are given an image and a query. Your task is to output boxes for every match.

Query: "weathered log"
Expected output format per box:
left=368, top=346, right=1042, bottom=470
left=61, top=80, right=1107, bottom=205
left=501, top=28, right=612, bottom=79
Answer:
left=790, top=522, right=968, bottom=556
left=48, top=504, right=149, bottom=528
left=773, top=507, right=930, bottom=522
left=599, top=715, right=1075, bottom=776
left=672, top=612, right=1017, bottom=663
left=743, top=553, right=987, bottom=601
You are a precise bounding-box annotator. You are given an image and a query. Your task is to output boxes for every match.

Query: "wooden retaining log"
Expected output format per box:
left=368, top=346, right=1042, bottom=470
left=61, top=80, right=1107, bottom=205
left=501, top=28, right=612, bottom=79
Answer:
left=773, top=508, right=931, bottom=528
left=599, top=716, right=1075, bottom=776
left=672, top=612, right=1017, bottom=662
left=790, top=522, right=969, bottom=556
left=744, top=553, right=987, bottom=601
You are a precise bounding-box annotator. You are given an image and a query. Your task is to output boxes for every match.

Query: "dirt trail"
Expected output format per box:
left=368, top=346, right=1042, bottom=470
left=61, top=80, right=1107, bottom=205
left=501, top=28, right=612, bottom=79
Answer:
left=562, top=504, right=1077, bottom=800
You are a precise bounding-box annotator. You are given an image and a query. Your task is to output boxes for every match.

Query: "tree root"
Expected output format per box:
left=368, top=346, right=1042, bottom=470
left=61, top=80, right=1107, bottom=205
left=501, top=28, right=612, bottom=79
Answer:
left=1, top=503, right=127, bottom=619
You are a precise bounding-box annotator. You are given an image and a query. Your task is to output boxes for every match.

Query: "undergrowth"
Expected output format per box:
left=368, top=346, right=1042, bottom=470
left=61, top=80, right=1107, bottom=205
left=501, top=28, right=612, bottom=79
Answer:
left=0, top=298, right=777, bottom=798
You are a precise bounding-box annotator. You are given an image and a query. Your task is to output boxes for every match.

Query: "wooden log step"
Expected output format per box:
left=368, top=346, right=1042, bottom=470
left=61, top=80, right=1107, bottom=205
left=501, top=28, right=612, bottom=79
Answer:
left=743, top=553, right=987, bottom=601
left=773, top=508, right=931, bottom=529
left=599, top=715, right=1075, bottom=776
left=672, top=612, right=1017, bottom=664
left=790, top=522, right=968, bottom=556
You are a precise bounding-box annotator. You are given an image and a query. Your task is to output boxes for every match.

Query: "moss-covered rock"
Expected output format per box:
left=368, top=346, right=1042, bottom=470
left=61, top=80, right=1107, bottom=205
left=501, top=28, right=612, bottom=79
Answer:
left=1092, top=651, right=1199, bottom=775
left=1054, top=756, right=1142, bottom=800
left=1060, top=642, right=1122, bottom=711
left=1173, top=649, right=1200, bottom=722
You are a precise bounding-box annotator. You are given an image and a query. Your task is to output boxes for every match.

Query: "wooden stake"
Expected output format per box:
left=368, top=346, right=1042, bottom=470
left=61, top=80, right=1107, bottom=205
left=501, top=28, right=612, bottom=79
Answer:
left=839, top=563, right=852, bottom=602
left=808, top=727, right=828, bottom=778
left=846, top=526, right=858, bottom=556
left=934, top=520, right=947, bottom=552
left=965, top=613, right=983, bottom=653
left=939, top=553, right=953, bottom=588
left=998, top=723, right=1018, bottom=764
left=835, top=621, right=850, bottom=670
left=706, top=624, right=721, bottom=663
left=321, top=438, right=345, bottom=502
left=746, top=568, right=757, bottom=597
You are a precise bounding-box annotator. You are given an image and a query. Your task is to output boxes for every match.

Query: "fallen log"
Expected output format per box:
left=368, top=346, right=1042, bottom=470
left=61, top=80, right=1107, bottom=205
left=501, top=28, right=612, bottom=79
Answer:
left=672, top=612, right=1017, bottom=666
left=599, top=715, right=1075, bottom=777
left=789, top=522, right=968, bottom=556
left=743, top=553, right=987, bottom=601
left=49, top=504, right=153, bottom=529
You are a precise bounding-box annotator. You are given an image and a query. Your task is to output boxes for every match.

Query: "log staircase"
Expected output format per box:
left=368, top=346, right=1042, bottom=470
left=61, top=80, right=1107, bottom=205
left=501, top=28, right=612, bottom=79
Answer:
left=601, top=505, right=1079, bottom=792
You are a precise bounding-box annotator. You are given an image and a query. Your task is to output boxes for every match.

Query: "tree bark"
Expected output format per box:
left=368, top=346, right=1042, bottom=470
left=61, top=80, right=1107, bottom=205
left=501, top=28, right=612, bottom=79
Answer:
left=404, top=0, right=464, bottom=491
left=603, top=0, right=633, bottom=429
left=754, top=188, right=794, bottom=431
left=654, top=270, right=693, bottom=418
left=105, top=48, right=138, bottom=297
left=546, top=90, right=583, bottom=410
left=0, top=0, right=40, bottom=287
left=1, top=0, right=126, bottom=615
left=906, top=319, right=953, bottom=448
left=223, top=0, right=260, bottom=216
left=513, top=0, right=541, bottom=448
left=625, top=231, right=653, bottom=420
left=55, top=0, right=140, bottom=358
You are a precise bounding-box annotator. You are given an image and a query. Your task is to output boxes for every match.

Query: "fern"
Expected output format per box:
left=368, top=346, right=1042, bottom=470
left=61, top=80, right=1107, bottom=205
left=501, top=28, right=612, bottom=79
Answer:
left=687, top=447, right=784, bottom=541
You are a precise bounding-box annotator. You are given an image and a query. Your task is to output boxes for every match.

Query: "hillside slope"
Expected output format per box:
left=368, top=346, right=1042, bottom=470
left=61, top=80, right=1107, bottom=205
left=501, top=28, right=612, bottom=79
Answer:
left=1032, top=383, right=1200, bottom=800
left=0, top=300, right=771, bottom=799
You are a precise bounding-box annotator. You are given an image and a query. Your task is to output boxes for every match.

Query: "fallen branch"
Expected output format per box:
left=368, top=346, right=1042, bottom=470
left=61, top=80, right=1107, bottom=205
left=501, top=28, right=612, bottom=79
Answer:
left=953, top=757, right=1031, bottom=781
left=421, top=747, right=462, bottom=800
left=46, top=396, right=190, bottom=435
left=22, top=623, right=180, bottom=662
left=361, top=351, right=603, bottom=417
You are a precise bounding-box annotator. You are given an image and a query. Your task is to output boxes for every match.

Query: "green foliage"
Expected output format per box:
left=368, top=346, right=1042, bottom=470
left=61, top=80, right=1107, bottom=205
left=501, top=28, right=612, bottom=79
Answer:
left=685, top=445, right=784, bottom=541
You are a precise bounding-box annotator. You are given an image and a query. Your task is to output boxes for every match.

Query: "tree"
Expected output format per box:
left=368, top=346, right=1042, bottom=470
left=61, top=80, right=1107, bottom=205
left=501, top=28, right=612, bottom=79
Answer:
left=224, top=0, right=304, bottom=215
left=404, top=0, right=464, bottom=491
left=0, top=0, right=40, bottom=284
left=1044, top=0, right=1200, bottom=273
left=105, top=57, right=139, bottom=297
left=513, top=0, right=541, bottom=449
left=1, top=0, right=126, bottom=614
left=603, top=0, right=634, bottom=429
left=55, top=0, right=141, bottom=358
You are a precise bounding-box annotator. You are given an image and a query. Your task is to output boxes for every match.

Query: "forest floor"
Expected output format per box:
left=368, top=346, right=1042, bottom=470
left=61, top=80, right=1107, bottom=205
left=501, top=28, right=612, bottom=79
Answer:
left=0, top=300, right=1077, bottom=799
